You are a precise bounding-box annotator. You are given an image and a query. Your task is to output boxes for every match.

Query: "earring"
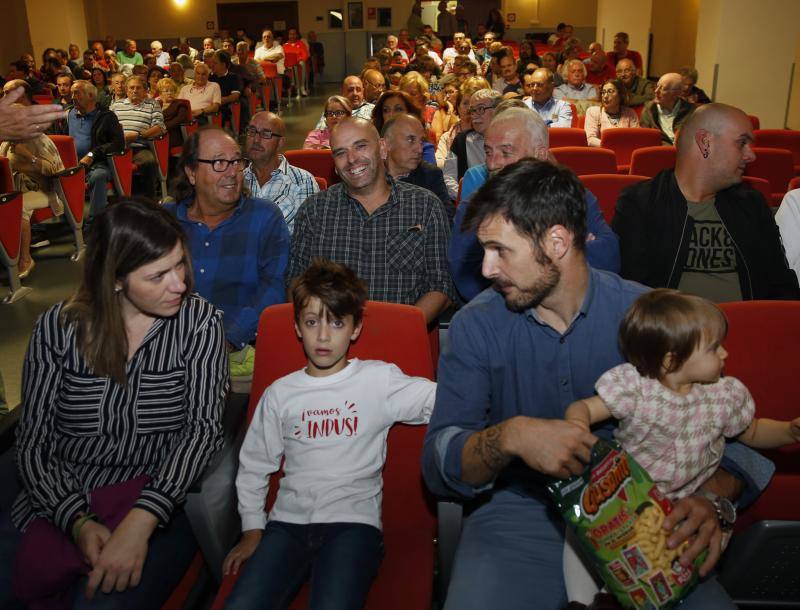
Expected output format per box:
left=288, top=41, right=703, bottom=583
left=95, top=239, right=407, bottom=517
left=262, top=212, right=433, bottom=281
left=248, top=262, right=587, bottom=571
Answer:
left=702, top=149, right=709, bottom=158
left=114, top=286, right=122, bottom=293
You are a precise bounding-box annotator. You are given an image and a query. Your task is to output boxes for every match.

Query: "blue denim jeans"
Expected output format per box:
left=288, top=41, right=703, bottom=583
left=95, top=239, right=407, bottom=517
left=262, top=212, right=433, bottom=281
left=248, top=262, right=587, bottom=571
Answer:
left=86, top=163, right=111, bottom=219
left=225, top=521, right=383, bottom=610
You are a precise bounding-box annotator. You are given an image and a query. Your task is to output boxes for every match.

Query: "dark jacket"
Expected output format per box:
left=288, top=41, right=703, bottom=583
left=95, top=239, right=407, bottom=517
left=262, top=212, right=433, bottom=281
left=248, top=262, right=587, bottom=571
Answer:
left=612, top=169, right=800, bottom=300
left=624, top=76, right=655, bottom=107
left=58, top=107, right=124, bottom=164
left=451, top=129, right=472, bottom=181
left=639, top=99, right=695, bottom=145
left=401, top=161, right=454, bottom=221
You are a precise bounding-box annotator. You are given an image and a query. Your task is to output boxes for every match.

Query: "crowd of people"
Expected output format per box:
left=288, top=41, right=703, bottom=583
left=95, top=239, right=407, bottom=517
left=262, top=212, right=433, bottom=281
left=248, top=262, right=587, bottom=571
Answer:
left=1, top=6, right=800, bottom=610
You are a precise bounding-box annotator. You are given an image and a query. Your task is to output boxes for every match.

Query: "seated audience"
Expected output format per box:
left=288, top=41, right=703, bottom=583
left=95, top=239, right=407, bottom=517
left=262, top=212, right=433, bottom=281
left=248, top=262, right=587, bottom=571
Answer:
left=5, top=198, right=226, bottom=609
left=382, top=113, right=452, bottom=219
left=450, top=54, right=479, bottom=81
left=209, top=50, right=242, bottom=132
left=169, top=61, right=193, bottom=89
left=0, top=80, right=65, bottom=278
left=679, top=66, right=711, bottom=105
left=221, top=258, right=435, bottom=610
left=554, top=59, right=599, bottom=103
left=179, top=38, right=200, bottom=62
left=776, top=188, right=800, bottom=282
left=423, top=24, right=443, bottom=52
left=109, top=72, right=127, bottom=103
left=449, top=106, right=620, bottom=302
left=613, top=103, right=800, bottom=301
left=179, top=62, right=221, bottom=120
left=443, top=32, right=476, bottom=64
left=150, top=40, right=171, bottom=68
left=361, top=68, right=387, bottom=104
left=516, top=40, right=540, bottom=75
left=288, top=117, right=455, bottom=325
left=304, top=95, right=351, bottom=149
left=91, top=68, right=112, bottom=108
left=371, top=89, right=436, bottom=165
left=56, top=73, right=73, bottom=107
left=233, top=41, right=265, bottom=91
left=616, top=58, right=654, bottom=106
left=523, top=68, right=573, bottom=127
left=166, top=127, right=289, bottom=378
left=585, top=46, right=616, bottom=86
left=147, top=66, right=167, bottom=98
left=104, top=50, right=120, bottom=73
left=254, top=29, right=285, bottom=76
left=443, top=87, right=501, bottom=198
left=539, top=52, right=564, bottom=86
left=640, top=72, right=695, bottom=145
left=312, top=76, right=374, bottom=130
left=607, top=32, right=643, bottom=74
left=157, top=77, right=189, bottom=149
left=385, top=34, right=409, bottom=62
left=243, top=111, right=319, bottom=234
left=110, top=75, right=166, bottom=198
left=282, top=28, right=309, bottom=97
left=175, top=54, right=195, bottom=80
left=584, top=78, right=639, bottom=146
left=492, top=48, right=523, bottom=96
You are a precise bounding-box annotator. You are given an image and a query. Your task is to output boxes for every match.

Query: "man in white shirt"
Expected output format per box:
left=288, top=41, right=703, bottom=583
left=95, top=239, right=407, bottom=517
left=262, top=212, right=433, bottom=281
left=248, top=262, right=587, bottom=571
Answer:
left=385, top=34, right=409, bottom=62
left=639, top=72, right=694, bottom=145
left=178, top=62, right=222, bottom=120
left=254, top=29, right=285, bottom=75
left=443, top=32, right=476, bottom=63
left=150, top=41, right=171, bottom=68
left=312, top=76, right=375, bottom=129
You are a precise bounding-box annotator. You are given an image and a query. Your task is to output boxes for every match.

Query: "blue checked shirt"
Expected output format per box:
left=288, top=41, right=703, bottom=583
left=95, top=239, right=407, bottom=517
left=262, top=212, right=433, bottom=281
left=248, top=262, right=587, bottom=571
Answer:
left=243, top=155, right=319, bottom=234
left=165, top=196, right=290, bottom=349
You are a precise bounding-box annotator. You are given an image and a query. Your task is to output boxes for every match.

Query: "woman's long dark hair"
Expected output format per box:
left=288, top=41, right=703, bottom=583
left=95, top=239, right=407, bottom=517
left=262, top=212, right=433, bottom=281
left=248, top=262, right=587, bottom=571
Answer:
left=61, top=198, right=194, bottom=384
left=371, top=90, right=423, bottom=133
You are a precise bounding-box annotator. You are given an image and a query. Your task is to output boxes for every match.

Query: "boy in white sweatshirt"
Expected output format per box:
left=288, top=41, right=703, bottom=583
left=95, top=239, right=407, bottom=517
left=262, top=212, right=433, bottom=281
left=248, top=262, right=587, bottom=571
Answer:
left=222, top=259, right=436, bottom=609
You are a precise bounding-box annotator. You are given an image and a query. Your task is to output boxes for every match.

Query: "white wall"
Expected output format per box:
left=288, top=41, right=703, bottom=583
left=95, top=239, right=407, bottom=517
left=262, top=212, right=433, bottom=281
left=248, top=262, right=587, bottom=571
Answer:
left=596, top=0, right=652, bottom=72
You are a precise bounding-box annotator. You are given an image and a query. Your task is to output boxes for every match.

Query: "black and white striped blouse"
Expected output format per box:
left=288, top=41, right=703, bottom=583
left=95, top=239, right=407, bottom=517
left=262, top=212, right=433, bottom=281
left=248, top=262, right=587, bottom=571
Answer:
left=12, top=294, right=229, bottom=533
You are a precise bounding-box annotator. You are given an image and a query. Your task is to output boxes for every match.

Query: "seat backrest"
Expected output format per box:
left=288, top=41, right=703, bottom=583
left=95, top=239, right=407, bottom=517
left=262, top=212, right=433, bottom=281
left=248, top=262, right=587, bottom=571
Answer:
left=313, top=176, right=327, bottom=190
left=744, top=147, right=794, bottom=195
left=789, top=176, right=800, bottom=192
left=0, top=156, right=15, bottom=191
left=753, top=129, right=800, bottom=168
left=551, top=146, right=618, bottom=175
left=260, top=61, right=279, bottom=78
left=579, top=174, right=648, bottom=224
left=719, top=301, right=800, bottom=421
left=284, top=149, right=339, bottom=185
left=600, top=128, right=663, bottom=166
left=0, top=168, right=23, bottom=262
left=247, top=302, right=435, bottom=532
left=747, top=114, right=761, bottom=131
left=741, top=176, right=772, bottom=206
left=628, top=145, right=676, bottom=177
left=549, top=127, right=588, bottom=148
left=284, top=49, right=300, bottom=68
left=568, top=103, right=578, bottom=128
left=47, top=134, right=78, bottom=167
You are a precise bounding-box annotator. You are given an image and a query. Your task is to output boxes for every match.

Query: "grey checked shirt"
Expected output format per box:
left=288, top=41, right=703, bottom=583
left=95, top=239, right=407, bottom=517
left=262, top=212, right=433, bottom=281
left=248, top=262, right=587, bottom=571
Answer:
left=288, top=177, right=455, bottom=304
left=243, top=155, right=319, bottom=234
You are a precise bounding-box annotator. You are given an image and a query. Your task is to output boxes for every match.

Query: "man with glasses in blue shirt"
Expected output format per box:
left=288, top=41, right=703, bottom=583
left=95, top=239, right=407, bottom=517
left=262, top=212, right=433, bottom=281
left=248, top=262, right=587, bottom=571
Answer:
left=243, top=111, right=318, bottom=234
left=165, top=126, right=290, bottom=383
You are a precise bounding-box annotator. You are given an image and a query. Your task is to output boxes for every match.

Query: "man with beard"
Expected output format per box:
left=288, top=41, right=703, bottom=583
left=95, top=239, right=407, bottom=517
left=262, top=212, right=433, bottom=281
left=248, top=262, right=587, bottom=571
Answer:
left=243, top=111, right=318, bottom=234
left=287, top=117, right=454, bottom=325
left=423, top=156, right=758, bottom=610
left=448, top=107, right=619, bottom=302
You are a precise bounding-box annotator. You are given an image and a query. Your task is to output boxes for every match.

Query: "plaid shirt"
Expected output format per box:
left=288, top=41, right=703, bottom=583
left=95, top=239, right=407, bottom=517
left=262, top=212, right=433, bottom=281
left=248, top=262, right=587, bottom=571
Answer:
left=288, top=177, right=455, bottom=304
left=165, top=196, right=290, bottom=349
left=243, top=155, right=319, bottom=234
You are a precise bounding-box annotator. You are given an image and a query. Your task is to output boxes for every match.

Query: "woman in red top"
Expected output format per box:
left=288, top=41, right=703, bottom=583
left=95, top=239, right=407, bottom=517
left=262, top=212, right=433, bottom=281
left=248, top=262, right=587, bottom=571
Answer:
left=282, top=28, right=310, bottom=97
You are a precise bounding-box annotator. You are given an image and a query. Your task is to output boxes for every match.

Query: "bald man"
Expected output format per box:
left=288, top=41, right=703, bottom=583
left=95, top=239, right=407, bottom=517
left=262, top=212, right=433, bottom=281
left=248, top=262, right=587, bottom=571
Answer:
left=243, top=111, right=318, bottom=234
left=639, top=72, right=694, bottom=145
left=313, top=75, right=375, bottom=129
left=613, top=103, right=800, bottom=301
left=361, top=68, right=387, bottom=104
left=287, top=118, right=455, bottom=324
left=382, top=113, right=452, bottom=219
left=615, top=58, right=654, bottom=106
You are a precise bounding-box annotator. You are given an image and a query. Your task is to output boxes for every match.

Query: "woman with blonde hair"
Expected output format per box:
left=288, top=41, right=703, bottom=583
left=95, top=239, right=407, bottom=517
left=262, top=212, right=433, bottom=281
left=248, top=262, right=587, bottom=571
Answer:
left=303, top=95, right=352, bottom=149
left=399, top=71, right=435, bottom=127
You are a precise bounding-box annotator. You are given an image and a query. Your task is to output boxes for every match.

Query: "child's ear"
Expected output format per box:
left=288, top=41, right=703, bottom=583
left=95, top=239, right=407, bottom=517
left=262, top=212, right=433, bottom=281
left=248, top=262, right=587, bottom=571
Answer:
left=661, top=352, right=675, bottom=373
left=350, top=320, right=364, bottom=341
left=294, top=321, right=302, bottom=339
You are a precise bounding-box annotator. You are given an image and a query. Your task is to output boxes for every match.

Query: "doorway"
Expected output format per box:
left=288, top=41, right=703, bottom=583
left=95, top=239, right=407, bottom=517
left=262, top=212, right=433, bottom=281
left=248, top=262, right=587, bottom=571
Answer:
left=217, top=2, right=300, bottom=38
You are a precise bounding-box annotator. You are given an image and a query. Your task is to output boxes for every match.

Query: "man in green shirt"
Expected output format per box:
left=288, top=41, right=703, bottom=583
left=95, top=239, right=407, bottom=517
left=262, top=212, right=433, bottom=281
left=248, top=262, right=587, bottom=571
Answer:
left=117, top=39, right=143, bottom=65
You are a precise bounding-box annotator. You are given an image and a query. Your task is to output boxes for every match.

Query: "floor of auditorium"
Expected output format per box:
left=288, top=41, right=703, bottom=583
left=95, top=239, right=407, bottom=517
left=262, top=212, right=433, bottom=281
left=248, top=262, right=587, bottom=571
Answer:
left=0, top=83, right=340, bottom=412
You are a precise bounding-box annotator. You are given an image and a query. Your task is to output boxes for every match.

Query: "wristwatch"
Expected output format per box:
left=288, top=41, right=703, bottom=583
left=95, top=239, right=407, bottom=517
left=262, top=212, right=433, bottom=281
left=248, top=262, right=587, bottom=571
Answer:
left=700, top=491, right=737, bottom=531
left=86, top=152, right=94, bottom=158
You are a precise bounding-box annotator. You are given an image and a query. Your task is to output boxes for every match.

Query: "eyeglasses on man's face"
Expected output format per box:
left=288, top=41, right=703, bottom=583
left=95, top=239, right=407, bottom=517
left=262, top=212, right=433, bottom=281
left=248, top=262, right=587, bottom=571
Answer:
left=196, top=158, right=245, bottom=172
left=245, top=126, right=283, bottom=140
left=469, top=104, right=494, bottom=116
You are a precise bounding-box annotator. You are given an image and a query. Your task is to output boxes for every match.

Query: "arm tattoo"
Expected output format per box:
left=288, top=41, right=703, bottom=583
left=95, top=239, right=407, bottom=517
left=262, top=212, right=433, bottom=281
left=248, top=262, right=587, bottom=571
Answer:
left=473, top=423, right=511, bottom=473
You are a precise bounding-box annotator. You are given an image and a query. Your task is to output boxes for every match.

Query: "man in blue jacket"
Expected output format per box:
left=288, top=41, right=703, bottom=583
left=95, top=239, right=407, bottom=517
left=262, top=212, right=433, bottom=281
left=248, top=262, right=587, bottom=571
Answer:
left=448, top=106, right=620, bottom=302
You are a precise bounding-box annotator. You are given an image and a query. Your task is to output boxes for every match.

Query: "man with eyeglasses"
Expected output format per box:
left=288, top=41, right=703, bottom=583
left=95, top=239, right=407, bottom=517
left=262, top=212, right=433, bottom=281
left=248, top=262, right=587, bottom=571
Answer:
left=312, top=75, right=374, bottom=130
left=443, top=88, right=501, bottom=198
left=165, top=126, right=290, bottom=380
left=615, top=58, right=654, bottom=107
left=522, top=68, right=572, bottom=128
left=361, top=69, right=387, bottom=104
left=243, top=111, right=318, bottom=234
left=639, top=72, right=695, bottom=145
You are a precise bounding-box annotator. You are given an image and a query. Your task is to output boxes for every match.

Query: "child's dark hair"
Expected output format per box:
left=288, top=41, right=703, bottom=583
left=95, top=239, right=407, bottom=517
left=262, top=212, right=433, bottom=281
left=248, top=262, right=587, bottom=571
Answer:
left=619, top=289, right=728, bottom=379
left=290, top=258, right=369, bottom=325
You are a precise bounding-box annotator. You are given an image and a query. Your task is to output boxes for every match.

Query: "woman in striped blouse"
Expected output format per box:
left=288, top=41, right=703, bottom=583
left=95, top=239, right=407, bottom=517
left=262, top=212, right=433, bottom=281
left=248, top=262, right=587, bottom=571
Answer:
left=7, top=199, right=228, bottom=608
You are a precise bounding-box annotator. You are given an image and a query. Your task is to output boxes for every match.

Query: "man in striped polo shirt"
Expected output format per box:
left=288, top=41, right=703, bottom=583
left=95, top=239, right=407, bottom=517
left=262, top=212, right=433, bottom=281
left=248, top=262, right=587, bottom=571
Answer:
left=110, top=75, right=166, bottom=198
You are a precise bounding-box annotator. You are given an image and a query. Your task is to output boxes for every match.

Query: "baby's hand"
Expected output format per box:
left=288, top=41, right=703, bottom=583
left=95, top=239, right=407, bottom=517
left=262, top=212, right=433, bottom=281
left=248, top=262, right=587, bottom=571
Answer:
left=790, top=417, right=800, bottom=442
left=565, top=417, right=591, bottom=433
left=222, top=530, right=263, bottom=576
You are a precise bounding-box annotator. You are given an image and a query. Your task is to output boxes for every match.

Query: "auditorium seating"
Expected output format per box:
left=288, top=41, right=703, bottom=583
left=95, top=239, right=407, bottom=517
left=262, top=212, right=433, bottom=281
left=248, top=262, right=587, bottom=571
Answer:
left=146, top=133, right=170, bottom=200
left=741, top=176, right=773, bottom=206
left=753, top=129, right=800, bottom=175
left=284, top=149, right=339, bottom=186
left=744, top=147, right=795, bottom=206
left=579, top=174, right=648, bottom=224
left=628, top=145, right=676, bottom=177
left=548, top=127, right=588, bottom=148
left=109, top=148, right=133, bottom=197
left=39, top=135, right=86, bottom=260
left=211, top=301, right=437, bottom=610
left=600, top=128, right=663, bottom=173
left=0, top=158, right=30, bottom=303
left=551, top=146, right=618, bottom=175
left=261, top=61, right=282, bottom=112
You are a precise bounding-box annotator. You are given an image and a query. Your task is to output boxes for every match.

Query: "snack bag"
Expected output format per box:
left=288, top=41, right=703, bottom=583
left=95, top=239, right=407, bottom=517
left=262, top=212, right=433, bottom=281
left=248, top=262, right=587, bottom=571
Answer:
left=547, top=439, right=706, bottom=609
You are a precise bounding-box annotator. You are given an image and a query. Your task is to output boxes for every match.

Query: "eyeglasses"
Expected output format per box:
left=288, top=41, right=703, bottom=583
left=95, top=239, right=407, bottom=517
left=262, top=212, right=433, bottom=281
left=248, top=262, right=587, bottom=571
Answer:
left=616, top=68, right=635, bottom=75
left=324, top=110, right=349, bottom=118
left=469, top=105, right=494, bottom=116
left=367, top=81, right=386, bottom=91
left=244, top=126, right=283, bottom=140
left=196, top=158, right=245, bottom=172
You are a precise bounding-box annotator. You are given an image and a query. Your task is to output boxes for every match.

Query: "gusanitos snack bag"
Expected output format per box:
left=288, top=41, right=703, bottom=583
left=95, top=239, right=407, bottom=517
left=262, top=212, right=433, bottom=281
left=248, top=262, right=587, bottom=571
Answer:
left=548, top=439, right=707, bottom=609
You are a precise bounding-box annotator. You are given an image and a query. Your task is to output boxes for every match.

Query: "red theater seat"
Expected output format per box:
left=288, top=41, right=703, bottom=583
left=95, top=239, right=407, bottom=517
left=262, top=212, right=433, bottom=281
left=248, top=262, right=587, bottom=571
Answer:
left=744, top=147, right=794, bottom=207
left=628, top=146, right=676, bottom=177
left=549, top=128, right=588, bottom=148
left=753, top=129, right=800, bottom=175
left=284, top=149, right=339, bottom=186
left=600, top=128, right=663, bottom=173
left=741, top=176, right=772, bottom=206
left=551, top=146, right=618, bottom=175
left=579, top=174, right=648, bottom=224
left=40, top=135, right=86, bottom=260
